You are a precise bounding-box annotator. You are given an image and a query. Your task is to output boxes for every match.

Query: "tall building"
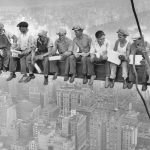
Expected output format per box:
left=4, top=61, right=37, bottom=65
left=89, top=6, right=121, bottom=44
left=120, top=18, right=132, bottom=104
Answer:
left=0, top=93, right=17, bottom=135
left=48, top=134, right=75, bottom=150
left=41, top=104, right=59, bottom=122
left=121, top=103, right=139, bottom=150
left=19, top=120, right=33, bottom=141
left=28, top=140, right=38, bottom=150
left=106, top=117, right=122, bottom=150
left=38, top=127, right=55, bottom=150
left=76, top=114, right=87, bottom=150
left=56, top=85, right=95, bottom=116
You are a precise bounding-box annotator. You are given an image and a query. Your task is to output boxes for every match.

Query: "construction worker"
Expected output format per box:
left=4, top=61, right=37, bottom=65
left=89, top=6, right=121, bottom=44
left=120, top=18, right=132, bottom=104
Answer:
left=70, top=25, right=92, bottom=84
left=50, top=28, right=73, bottom=82
left=7, top=21, right=36, bottom=82
left=0, top=22, right=17, bottom=74
left=26, top=30, right=53, bottom=85
left=87, top=30, right=110, bottom=86
left=128, top=33, right=150, bottom=91
left=109, top=29, right=131, bottom=89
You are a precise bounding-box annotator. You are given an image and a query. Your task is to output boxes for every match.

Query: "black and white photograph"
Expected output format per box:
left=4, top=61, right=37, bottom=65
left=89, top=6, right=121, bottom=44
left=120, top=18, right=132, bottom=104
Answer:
left=0, top=0, right=150, bottom=150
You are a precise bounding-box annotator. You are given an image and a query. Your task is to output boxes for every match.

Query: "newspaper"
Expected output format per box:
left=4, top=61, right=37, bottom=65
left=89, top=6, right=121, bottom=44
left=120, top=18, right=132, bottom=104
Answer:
left=11, top=49, right=22, bottom=58
left=107, top=50, right=121, bottom=65
left=49, top=55, right=62, bottom=61
left=129, top=55, right=143, bottom=65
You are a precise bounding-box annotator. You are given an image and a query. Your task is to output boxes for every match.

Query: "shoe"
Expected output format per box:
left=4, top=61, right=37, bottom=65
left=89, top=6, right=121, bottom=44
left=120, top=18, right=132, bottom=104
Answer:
left=88, top=75, right=96, bottom=85
left=69, top=74, right=76, bottom=83
left=6, top=73, right=16, bottom=81
left=18, top=74, right=28, bottom=83
left=142, top=84, right=147, bottom=91
left=109, top=78, right=115, bottom=88
left=83, top=76, right=88, bottom=84
left=123, top=79, right=128, bottom=89
left=64, top=75, right=69, bottom=81
left=127, top=81, right=133, bottom=89
left=44, top=76, right=48, bottom=85
left=105, top=77, right=110, bottom=88
left=3, top=67, right=7, bottom=72
left=0, top=70, right=2, bottom=75
left=24, top=74, right=35, bottom=83
left=52, top=73, right=58, bottom=80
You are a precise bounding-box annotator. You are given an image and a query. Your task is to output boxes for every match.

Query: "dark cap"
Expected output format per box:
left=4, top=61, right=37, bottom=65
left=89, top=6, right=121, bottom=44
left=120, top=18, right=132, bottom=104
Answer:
left=17, top=22, right=28, bottom=28
left=72, top=25, right=84, bottom=31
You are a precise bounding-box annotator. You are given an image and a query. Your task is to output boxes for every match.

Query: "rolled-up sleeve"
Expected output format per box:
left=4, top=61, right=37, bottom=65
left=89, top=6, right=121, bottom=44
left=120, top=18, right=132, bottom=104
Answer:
left=90, top=41, right=96, bottom=54
left=67, top=39, right=73, bottom=52
left=47, top=39, right=53, bottom=48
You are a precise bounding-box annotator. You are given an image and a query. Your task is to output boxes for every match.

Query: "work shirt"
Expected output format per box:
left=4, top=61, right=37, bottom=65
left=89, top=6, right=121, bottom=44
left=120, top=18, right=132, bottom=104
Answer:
left=35, top=37, right=53, bottom=54
left=73, top=34, right=92, bottom=54
left=54, top=37, right=73, bottom=54
left=0, top=30, right=15, bottom=49
left=90, top=39, right=110, bottom=58
left=17, top=31, right=35, bottom=51
left=130, top=41, right=150, bottom=56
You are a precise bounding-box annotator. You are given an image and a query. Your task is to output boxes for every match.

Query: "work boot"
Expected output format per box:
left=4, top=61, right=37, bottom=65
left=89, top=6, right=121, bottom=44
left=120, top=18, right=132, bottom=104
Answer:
left=18, top=74, right=28, bottom=83
left=64, top=75, right=69, bottom=81
left=123, top=79, right=128, bottom=89
left=127, top=81, right=133, bottom=89
left=24, top=74, right=35, bottom=83
left=105, top=77, right=110, bottom=88
left=83, top=75, right=88, bottom=84
left=3, top=67, right=7, bottom=72
left=52, top=72, right=58, bottom=80
left=88, top=75, right=96, bottom=85
left=6, top=73, right=16, bottom=81
left=69, top=74, right=76, bottom=83
left=44, top=76, right=48, bottom=85
left=109, top=78, right=115, bottom=88
left=142, top=83, right=147, bottom=91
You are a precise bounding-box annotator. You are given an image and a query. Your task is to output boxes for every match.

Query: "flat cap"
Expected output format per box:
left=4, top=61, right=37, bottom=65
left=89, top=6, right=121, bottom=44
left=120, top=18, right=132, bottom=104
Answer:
left=38, top=30, right=48, bottom=37
left=117, top=29, right=129, bottom=36
left=132, top=32, right=143, bottom=40
left=17, top=21, right=28, bottom=27
left=0, top=23, right=4, bottom=29
left=72, top=25, right=84, bottom=31
left=56, top=28, right=67, bottom=35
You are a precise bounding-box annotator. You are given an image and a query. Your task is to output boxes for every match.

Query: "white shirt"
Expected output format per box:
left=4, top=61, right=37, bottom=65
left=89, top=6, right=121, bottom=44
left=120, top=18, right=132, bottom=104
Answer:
left=90, top=39, right=110, bottom=58
left=17, top=31, right=35, bottom=51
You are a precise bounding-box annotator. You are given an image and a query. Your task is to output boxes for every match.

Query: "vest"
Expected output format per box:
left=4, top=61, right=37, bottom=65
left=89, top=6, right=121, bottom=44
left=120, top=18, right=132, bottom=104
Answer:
left=0, top=34, right=11, bottom=49
left=37, top=37, right=49, bottom=54
left=116, top=41, right=129, bottom=56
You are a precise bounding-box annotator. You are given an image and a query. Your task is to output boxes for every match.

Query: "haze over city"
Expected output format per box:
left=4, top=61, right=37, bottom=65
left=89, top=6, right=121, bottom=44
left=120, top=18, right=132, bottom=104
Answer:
left=0, top=0, right=150, bottom=150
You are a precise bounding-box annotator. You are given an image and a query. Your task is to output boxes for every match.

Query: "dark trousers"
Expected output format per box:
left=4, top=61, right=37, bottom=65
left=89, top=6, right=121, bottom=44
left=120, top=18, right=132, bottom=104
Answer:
left=26, top=53, right=49, bottom=76
left=128, top=65, right=149, bottom=83
left=86, top=56, right=110, bottom=77
left=0, top=50, right=10, bottom=70
left=50, top=55, right=71, bottom=75
left=9, top=55, right=28, bottom=74
left=68, top=55, right=90, bottom=76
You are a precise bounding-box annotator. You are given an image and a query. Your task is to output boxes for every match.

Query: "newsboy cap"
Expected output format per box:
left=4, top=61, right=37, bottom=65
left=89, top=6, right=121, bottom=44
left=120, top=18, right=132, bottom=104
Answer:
left=17, top=21, right=28, bottom=28
left=56, top=28, right=67, bottom=35
left=117, top=29, right=129, bottom=36
left=38, top=30, right=48, bottom=37
left=72, top=25, right=84, bottom=31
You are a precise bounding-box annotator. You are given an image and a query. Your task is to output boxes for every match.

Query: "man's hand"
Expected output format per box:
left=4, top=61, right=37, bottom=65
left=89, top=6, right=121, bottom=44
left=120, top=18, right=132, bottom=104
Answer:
left=81, top=52, right=89, bottom=57
left=90, top=54, right=95, bottom=63
left=75, top=53, right=80, bottom=58
left=118, top=55, right=126, bottom=61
